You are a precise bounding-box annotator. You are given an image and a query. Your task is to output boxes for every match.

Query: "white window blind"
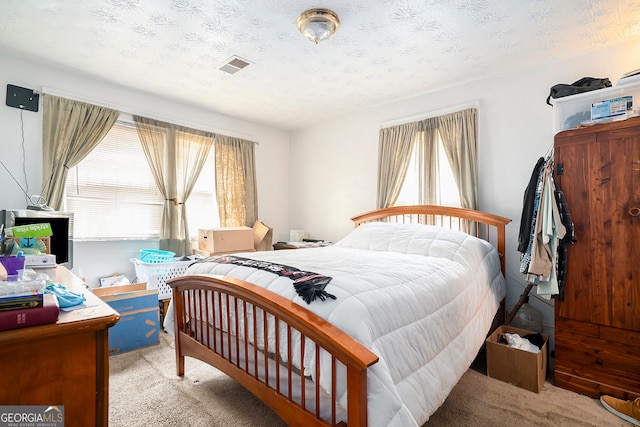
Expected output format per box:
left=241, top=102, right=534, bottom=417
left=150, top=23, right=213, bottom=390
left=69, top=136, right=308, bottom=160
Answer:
left=65, top=123, right=164, bottom=239
left=65, top=122, right=220, bottom=240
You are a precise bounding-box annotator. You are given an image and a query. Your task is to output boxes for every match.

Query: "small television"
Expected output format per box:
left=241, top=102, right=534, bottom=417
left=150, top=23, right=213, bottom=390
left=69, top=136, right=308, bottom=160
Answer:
left=1, top=209, right=74, bottom=269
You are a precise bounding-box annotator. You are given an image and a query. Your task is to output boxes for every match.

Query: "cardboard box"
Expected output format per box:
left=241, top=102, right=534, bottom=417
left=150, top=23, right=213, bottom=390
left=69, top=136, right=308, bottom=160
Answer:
left=192, top=248, right=211, bottom=257
left=198, top=226, right=254, bottom=254
left=486, top=325, right=548, bottom=393
left=93, top=283, right=159, bottom=355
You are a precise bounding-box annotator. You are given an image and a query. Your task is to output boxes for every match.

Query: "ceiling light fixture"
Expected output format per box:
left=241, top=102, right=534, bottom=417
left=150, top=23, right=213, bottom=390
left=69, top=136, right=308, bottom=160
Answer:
left=296, top=8, right=340, bottom=44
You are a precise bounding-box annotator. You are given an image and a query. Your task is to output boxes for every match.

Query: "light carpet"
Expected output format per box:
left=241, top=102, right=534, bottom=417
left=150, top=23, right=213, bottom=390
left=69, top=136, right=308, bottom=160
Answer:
left=109, top=333, right=631, bottom=426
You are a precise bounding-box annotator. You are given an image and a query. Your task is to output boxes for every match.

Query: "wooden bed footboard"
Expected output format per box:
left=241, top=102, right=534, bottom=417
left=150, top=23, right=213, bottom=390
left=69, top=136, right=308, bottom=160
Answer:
left=168, top=274, right=379, bottom=427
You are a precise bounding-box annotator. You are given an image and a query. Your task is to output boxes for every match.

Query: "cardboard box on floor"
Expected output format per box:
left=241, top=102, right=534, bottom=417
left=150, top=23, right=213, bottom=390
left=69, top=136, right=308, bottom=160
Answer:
left=198, top=226, right=254, bottom=254
left=486, top=325, right=549, bottom=393
left=93, top=283, right=159, bottom=355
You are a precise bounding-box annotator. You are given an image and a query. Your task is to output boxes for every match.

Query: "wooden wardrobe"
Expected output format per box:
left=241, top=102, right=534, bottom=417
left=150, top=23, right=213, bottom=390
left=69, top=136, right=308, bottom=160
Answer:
left=553, top=116, right=640, bottom=400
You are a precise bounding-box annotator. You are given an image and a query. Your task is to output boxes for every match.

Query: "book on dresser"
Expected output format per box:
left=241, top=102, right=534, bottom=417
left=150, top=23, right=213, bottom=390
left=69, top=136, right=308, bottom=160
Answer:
left=0, top=293, right=59, bottom=331
left=0, top=290, right=44, bottom=311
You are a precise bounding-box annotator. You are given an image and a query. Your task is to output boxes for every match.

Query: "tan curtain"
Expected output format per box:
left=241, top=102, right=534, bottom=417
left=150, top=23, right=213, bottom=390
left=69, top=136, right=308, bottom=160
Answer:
left=215, top=136, right=258, bottom=227
left=134, top=116, right=214, bottom=255
left=376, top=122, right=417, bottom=208
left=133, top=117, right=173, bottom=252
left=438, top=108, right=478, bottom=210
left=42, top=95, right=119, bottom=210
left=415, top=119, right=440, bottom=205
left=175, top=128, right=214, bottom=254
left=377, top=107, right=478, bottom=212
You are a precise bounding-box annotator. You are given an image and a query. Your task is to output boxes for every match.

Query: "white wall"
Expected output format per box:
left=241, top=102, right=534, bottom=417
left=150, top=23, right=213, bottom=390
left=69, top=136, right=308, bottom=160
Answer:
left=0, top=52, right=291, bottom=287
left=289, top=38, right=640, bottom=348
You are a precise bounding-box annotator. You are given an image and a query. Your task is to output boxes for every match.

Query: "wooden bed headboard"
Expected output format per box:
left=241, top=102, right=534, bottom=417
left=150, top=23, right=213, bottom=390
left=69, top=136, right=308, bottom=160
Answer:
left=351, top=205, right=511, bottom=276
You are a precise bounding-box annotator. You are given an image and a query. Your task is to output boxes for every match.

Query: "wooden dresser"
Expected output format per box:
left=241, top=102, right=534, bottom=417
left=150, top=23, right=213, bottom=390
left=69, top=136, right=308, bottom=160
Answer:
left=553, top=116, right=640, bottom=400
left=0, top=266, right=120, bottom=426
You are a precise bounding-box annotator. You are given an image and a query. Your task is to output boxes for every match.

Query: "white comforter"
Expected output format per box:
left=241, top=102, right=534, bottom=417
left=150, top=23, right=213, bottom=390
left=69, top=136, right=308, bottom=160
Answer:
left=171, top=222, right=505, bottom=426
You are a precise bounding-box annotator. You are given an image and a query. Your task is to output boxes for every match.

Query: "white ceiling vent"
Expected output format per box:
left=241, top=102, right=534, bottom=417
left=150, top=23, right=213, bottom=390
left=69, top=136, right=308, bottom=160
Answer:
left=218, top=56, right=252, bottom=74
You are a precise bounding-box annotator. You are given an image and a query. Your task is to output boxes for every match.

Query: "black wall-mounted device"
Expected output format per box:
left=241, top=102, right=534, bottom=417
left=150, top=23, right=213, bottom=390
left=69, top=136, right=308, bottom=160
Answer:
left=5, top=84, right=39, bottom=112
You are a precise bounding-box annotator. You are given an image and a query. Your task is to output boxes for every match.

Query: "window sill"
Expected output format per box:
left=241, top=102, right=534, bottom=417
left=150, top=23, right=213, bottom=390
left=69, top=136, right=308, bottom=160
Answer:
left=73, top=237, right=160, bottom=243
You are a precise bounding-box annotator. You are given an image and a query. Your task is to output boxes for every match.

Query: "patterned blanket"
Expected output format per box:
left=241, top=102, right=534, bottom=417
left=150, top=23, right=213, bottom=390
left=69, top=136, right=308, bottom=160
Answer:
left=202, top=255, right=336, bottom=304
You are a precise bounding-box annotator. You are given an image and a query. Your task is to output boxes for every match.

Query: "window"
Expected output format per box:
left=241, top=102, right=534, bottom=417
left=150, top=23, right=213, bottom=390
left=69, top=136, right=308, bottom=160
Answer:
left=178, top=145, right=220, bottom=239
left=65, top=121, right=219, bottom=240
left=394, top=132, right=461, bottom=207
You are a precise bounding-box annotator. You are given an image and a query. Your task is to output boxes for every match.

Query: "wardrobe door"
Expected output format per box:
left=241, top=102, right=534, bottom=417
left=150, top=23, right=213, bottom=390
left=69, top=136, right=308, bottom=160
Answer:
left=603, top=130, right=640, bottom=398
left=597, top=125, right=640, bottom=331
left=554, top=130, right=598, bottom=324
left=555, top=123, right=640, bottom=330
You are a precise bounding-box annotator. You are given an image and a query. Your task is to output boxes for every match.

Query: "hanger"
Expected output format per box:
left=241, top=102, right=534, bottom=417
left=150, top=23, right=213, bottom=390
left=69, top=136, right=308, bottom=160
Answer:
left=544, top=142, right=554, bottom=162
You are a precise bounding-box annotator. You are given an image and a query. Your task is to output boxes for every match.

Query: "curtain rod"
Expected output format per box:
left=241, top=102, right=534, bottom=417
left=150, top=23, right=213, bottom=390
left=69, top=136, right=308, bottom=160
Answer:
left=41, top=87, right=259, bottom=144
left=380, top=100, right=480, bottom=129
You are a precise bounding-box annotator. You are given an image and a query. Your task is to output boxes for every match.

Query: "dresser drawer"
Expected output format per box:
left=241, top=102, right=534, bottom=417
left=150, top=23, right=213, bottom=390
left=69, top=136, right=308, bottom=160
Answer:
left=555, top=330, right=640, bottom=392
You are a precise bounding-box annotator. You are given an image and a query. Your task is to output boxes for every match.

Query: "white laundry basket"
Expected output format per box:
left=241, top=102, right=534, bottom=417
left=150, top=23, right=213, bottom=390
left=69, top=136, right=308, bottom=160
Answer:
left=131, top=257, right=197, bottom=300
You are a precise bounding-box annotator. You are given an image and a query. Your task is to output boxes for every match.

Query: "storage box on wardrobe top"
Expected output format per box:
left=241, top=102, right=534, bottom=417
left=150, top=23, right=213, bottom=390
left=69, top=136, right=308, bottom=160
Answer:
left=552, top=78, right=640, bottom=133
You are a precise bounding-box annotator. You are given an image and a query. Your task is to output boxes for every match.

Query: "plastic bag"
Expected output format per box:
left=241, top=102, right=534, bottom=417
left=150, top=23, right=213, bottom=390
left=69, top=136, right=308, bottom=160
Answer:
left=546, top=77, right=611, bottom=105
left=45, top=283, right=86, bottom=307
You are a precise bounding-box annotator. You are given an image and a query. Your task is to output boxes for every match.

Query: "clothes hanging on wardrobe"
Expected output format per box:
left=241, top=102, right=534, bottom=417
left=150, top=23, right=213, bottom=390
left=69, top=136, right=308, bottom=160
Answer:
left=518, top=155, right=575, bottom=300
left=518, top=157, right=547, bottom=276
left=553, top=183, right=576, bottom=300
left=517, top=157, right=546, bottom=254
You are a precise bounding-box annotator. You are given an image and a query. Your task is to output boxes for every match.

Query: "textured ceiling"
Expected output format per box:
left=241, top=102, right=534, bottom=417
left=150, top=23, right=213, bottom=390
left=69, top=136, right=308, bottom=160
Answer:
left=1, top=0, right=639, bottom=130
